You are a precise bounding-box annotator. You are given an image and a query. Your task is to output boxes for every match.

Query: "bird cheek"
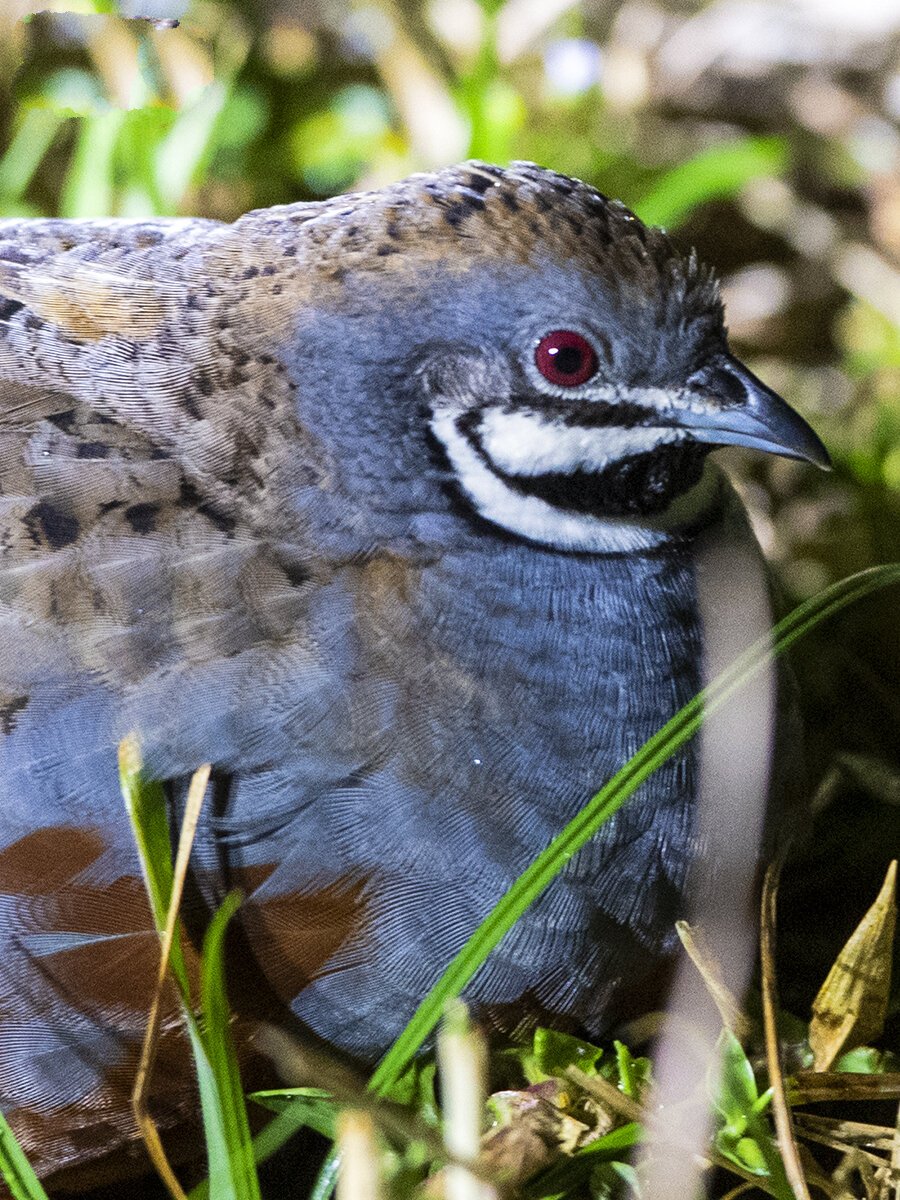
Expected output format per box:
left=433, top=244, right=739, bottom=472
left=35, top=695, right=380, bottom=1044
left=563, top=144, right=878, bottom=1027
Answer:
left=416, top=346, right=511, bottom=414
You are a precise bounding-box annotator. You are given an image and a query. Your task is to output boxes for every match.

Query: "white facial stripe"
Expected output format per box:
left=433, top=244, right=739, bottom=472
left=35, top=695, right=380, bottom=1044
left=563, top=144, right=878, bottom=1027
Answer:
left=552, top=383, right=729, bottom=424
left=431, top=409, right=720, bottom=553
left=477, top=408, right=683, bottom=477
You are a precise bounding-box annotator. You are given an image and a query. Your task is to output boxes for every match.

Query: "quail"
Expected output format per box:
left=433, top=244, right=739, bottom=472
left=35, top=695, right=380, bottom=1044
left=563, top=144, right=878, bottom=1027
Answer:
left=0, top=161, right=829, bottom=1183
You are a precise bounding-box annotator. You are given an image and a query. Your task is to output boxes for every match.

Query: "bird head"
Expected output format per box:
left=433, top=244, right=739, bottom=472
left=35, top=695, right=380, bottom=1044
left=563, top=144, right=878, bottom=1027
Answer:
left=228, top=161, right=830, bottom=555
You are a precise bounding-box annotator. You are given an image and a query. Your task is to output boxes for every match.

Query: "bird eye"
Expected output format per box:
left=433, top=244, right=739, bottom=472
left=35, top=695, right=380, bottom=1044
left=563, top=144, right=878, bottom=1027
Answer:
left=534, top=330, right=598, bottom=387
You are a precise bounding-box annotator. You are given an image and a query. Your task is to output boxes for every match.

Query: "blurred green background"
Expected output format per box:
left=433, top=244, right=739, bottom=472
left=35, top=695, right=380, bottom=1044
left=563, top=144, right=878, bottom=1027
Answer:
left=0, top=0, right=898, bottom=1011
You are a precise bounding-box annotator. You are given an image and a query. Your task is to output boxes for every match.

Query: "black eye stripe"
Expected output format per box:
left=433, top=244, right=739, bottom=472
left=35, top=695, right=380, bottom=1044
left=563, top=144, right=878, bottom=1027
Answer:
left=494, top=396, right=656, bottom=429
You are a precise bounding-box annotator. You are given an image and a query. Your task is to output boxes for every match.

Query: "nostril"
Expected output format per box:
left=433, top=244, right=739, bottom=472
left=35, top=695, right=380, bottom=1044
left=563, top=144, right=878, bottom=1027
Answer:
left=688, top=357, right=751, bottom=408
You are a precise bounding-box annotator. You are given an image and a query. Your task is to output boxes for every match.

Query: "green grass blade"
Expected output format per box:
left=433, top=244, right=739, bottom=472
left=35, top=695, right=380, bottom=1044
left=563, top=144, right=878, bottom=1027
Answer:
left=306, top=565, right=900, bottom=1200
left=119, top=736, right=192, bottom=993
left=60, top=112, right=127, bottom=218
left=188, top=1024, right=235, bottom=1200
left=155, top=81, right=231, bottom=214
left=309, top=1150, right=341, bottom=1200
left=121, top=749, right=262, bottom=1199
left=188, top=1103, right=333, bottom=1200
left=0, top=1110, right=51, bottom=1200
left=119, top=736, right=174, bottom=928
left=0, top=108, right=64, bottom=205
left=198, top=891, right=262, bottom=1200
left=368, top=563, right=900, bottom=1095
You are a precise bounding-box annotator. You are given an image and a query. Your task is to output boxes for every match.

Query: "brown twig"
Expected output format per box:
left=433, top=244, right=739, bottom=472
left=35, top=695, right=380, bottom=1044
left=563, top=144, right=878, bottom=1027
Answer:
left=719, top=1182, right=758, bottom=1200
left=676, top=920, right=752, bottom=1042
left=563, top=1066, right=643, bottom=1124
left=793, top=1127, right=889, bottom=1170
left=791, top=1074, right=900, bottom=1104
left=761, top=854, right=813, bottom=1200
left=795, top=1113, right=895, bottom=1152
left=131, top=761, right=211, bottom=1200
left=569, top=1066, right=786, bottom=1198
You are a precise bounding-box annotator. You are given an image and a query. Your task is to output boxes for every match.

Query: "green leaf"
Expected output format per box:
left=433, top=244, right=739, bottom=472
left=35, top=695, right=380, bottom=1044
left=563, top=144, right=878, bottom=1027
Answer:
left=387, top=1060, right=440, bottom=1126
left=464, top=78, right=525, bottom=163
left=712, top=1034, right=791, bottom=1196
left=119, top=737, right=191, bottom=992
left=0, top=1110, right=51, bottom=1200
left=524, top=1027, right=604, bottom=1083
left=199, top=890, right=262, bottom=1200
left=116, top=107, right=174, bottom=215
left=309, top=1153, right=341, bottom=1200
left=524, top=1122, right=643, bottom=1198
left=0, top=108, right=64, bottom=203
left=726, top=1135, right=768, bottom=1175
left=613, top=1040, right=650, bottom=1099
left=248, top=1089, right=337, bottom=1139
left=122, top=752, right=261, bottom=1200
left=712, top=1030, right=759, bottom=1132
left=634, top=136, right=789, bottom=229
left=289, top=85, right=394, bottom=196
left=60, top=112, right=127, bottom=218
left=833, top=1045, right=891, bottom=1073
left=119, top=739, right=171, bottom=921
left=155, top=80, right=231, bottom=212
left=471, top=0, right=505, bottom=15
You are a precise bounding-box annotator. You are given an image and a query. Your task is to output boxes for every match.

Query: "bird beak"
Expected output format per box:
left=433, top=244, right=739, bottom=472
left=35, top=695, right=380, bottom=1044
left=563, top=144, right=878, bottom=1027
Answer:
left=681, top=356, right=831, bottom=470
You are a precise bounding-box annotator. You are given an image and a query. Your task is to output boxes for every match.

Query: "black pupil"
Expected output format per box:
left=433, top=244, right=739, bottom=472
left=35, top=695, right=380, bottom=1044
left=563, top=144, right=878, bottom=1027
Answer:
left=554, top=346, right=584, bottom=375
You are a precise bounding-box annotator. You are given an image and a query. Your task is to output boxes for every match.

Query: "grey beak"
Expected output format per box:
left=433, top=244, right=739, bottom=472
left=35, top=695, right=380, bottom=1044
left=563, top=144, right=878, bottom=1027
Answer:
left=683, top=356, right=831, bottom=470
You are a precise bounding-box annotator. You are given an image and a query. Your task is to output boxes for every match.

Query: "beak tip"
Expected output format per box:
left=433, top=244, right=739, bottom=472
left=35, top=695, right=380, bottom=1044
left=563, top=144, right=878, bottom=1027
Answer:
left=798, top=432, right=832, bottom=472
left=692, top=356, right=833, bottom=473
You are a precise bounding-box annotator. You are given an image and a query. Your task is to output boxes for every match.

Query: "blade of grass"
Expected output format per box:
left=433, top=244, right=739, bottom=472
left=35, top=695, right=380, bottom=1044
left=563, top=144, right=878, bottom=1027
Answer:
left=634, top=136, right=789, bottom=229
left=307, top=561, right=900, bottom=1200
left=121, top=744, right=261, bottom=1200
left=60, top=111, right=127, bottom=218
left=130, top=759, right=210, bottom=1200
left=0, top=108, right=64, bottom=204
left=370, top=564, right=900, bottom=1094
left=0, top=1110, right=51, bottom=1200
left=761, top=856, right=811, bottom=1200
left=199, top=890, right=262, bottom=1200
left=119, top=737, right=195, bottom=990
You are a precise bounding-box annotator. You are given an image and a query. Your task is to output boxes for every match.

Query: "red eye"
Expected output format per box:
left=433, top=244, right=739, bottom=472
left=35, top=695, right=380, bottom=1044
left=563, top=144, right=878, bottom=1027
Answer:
left=534, top=330, right=598, bottom=387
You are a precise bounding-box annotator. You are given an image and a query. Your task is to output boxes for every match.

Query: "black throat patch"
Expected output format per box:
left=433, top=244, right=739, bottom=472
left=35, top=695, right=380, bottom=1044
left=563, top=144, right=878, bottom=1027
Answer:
left=457, top=408, right=712, bottom=518
left=496, top=443, right=711, bottom=517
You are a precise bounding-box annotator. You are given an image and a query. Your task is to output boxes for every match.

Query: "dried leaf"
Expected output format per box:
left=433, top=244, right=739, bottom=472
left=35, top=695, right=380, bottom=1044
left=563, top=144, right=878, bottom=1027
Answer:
left=337, top=1111, right=383, bottom=1200
left=810, top=862, right=897, bottom=1072
left=437, top=1001, right=494, bottom=1200
left=423, top=1089, right=582, bottom=1199
left=677, top=920, right=752, bottom=1041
